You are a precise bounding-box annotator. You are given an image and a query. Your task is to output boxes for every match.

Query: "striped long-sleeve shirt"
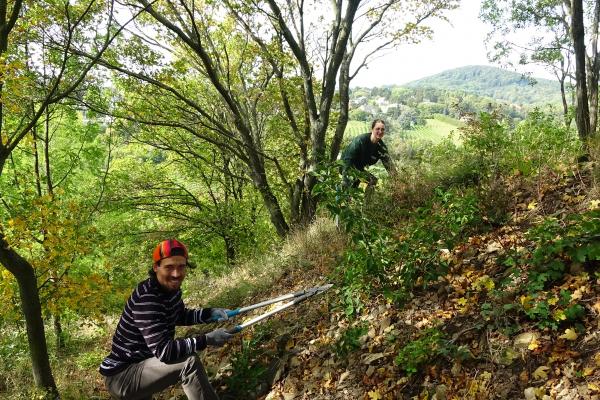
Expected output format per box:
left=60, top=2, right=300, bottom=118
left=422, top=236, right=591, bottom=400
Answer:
left=99, top=277, right=213, bottom=376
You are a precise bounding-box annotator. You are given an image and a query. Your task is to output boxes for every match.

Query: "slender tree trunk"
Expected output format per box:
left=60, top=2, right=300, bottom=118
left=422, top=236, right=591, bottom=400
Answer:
left=330, top=54, right=352, bottom=162
left=300, top=122, right=327, bottom=224
left=559, top=77, right=571, bottom=127
left=289, top=178, right=304, bottom=225
left=588, top=71, right=598, bottom=134
left=0, top=235, right=58, bottom=398
left=223, top=235, right=236, bottom=266
left=250, top=169, right=289, bottom=237
left=571, top=0, right=591, bottom=139
left=589, top=0, right=600, bottom=135
left=54, top=315, right=64, bottom=351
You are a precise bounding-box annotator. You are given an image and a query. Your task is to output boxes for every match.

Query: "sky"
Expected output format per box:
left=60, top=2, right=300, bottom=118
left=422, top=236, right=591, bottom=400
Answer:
left=350, top=0, right=555, bottom=88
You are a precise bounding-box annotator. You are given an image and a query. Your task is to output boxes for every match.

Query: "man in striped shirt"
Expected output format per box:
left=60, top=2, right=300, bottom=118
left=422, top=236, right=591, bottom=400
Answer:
left=100, top=239, right=233, bottom=400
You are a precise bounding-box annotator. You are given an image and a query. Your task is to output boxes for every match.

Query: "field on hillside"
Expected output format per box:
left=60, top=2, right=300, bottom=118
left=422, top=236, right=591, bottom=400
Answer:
left=345, top=120, right=370, bottom=139
left=345, top=115, right=463, bottom=147
left=402, top=114, right=463, bottom=143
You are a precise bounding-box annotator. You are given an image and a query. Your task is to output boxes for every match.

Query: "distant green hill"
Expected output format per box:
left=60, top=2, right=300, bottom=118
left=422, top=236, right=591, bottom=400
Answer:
left=404, top=65, right=561, bottom=106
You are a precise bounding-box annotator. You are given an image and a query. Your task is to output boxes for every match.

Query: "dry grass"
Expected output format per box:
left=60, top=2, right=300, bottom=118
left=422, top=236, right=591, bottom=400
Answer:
left=185, top=216, right=346, bottom=309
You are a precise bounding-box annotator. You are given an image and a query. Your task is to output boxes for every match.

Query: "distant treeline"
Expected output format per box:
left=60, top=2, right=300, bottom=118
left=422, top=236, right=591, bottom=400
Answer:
left=405, top=65, right=562, bottom=106
left=349, top=86, right=525, bottom=132
left=349, top=66, right=564, bottom=133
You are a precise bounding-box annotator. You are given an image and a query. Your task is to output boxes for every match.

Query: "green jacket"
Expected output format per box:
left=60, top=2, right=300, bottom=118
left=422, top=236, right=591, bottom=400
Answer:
left=341, top=133, right=392, bottom=172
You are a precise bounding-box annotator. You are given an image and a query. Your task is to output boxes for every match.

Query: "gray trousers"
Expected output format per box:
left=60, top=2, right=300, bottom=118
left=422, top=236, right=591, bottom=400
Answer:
left=104, top=354, right=219, bottom=400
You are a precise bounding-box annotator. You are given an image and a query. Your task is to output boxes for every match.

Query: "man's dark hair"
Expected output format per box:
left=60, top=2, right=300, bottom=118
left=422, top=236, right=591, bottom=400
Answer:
left=371, top=119, right=385, bottom=129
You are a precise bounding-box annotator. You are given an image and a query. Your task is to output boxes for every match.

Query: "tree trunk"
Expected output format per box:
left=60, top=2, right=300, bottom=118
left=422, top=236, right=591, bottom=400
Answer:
left=0, top=235, right=58, bottom=397
left=289, top=178, right=304, bottom=226
left=250, top=169, right=289, bottom=237
left=588, top=73, right=598, bottom=134
left=330, top=54, right=351, bottom=162
left=571, top=0, right=591, bottom=139
left=223, top=235, right=236, bottom=266
left=299, top=121, right=328, bottom=224
left=300, top=174, right=317, bottom=225
left=53, top=314, right=64, bottom=352
left=588, top=0, right=600, bottom=135
left=559, top=77, right=571, bottom=127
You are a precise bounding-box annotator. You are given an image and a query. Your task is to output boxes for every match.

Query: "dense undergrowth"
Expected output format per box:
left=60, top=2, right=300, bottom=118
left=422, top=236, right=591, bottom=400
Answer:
left=1, top=108, right=599, bottom=399
left=303, top=108, right=600, bottom=398
left=207, top=108, right=599, bottom=399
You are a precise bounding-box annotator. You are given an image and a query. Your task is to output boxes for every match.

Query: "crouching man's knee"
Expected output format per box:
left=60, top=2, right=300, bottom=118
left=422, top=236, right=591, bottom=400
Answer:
left=181, top=354, right=202, bottom=378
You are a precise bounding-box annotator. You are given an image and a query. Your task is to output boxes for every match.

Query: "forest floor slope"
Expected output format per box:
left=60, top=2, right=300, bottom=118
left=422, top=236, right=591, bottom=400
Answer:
left=109, top=163, right=600, bottom=400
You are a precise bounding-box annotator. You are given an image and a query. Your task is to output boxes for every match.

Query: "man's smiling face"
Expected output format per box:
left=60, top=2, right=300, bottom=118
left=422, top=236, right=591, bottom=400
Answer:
left=153, top=255, right=187, bottom=292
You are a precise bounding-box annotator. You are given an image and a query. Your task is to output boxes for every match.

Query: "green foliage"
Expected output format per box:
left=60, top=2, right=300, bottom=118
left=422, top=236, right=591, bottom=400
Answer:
left=333, top=323, right=369, bottom=357
left=460, top=111, right=510, bottom=180
left=313, top=163, right=397, bottom=315
left=507, top=109, right=579, bottom=175
left=395, top=328, right=464, bottom=375
left=0, top=329, right=30, bottom=372
left=224, top=326, right=270, bottom=399
left=499, top=210, right=600, bottom=328
left=391, top=187, right=485, bottom=301
left=74, top=349, right=106, bottom=370
left=526, top=210, right=600, bottom=290
left=314, top=159, right=491, bottom=309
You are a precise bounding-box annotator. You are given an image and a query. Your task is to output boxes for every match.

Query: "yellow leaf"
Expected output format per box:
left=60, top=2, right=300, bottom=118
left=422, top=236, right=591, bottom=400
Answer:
left=528, top=338, right=540, bottom=351
left=285, top=338, right=295, bottom=350
left=552, top=309, right=567, bottom=321
left=472, top=275, right=495, bottom=291
left=527, top=201, right=537, bottom=210
left=547, top=296, right=559, bottom=306
left=520, top=295, right=532, bottom=310
left=559, top=328, right=578, bottom=341
left=368, top=390, right=383, bottom=400
left=533, top=365, right=550, bottom=380
left=589, top=200, right=600, bottom=210
left=589, top=383, right=600, bottom=392
left=583, top=367, right=595, bottom=376
left=457, top=297, right=468, bottom=306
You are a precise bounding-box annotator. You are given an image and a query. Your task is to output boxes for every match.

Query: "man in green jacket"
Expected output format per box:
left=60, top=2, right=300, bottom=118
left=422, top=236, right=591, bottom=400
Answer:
left=341, top=119, right=394, bottom=188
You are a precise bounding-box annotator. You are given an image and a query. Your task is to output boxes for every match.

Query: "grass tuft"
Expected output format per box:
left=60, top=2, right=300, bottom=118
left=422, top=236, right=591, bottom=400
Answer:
left=185, top=217, right=345, bottom=309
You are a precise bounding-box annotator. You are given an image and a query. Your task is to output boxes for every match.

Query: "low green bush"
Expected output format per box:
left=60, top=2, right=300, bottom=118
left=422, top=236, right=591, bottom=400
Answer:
left=332, top=323, right=368, bottom=358
left=395, top=328, right=467, bottom=375
left=223, top=325, right=271, bottom=399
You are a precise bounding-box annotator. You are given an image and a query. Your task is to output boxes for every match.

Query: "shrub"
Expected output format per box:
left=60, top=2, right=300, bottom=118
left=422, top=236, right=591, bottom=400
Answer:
left=460, top=110, right=511, bottom=181
left=395, top=328, right=466, bottom=375
left=507, top=109, right=579, bottom=176
left=223, top=326, right=271, bottom=399
left=333, top=323, right=368, bottom=357
left=501, top=210, right=600, bottom=328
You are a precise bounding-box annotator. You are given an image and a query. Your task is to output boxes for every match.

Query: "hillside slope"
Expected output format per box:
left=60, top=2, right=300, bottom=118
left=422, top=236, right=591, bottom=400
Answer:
left=404, top=65, right=561, bottom=106
left=150, top=165, right=598, bottom=400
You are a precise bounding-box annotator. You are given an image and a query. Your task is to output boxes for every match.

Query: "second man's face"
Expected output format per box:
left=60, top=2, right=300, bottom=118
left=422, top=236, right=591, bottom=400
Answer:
left=371, top=122, right=385, bottom=143
left=153, top=255, right=187, bottom=292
